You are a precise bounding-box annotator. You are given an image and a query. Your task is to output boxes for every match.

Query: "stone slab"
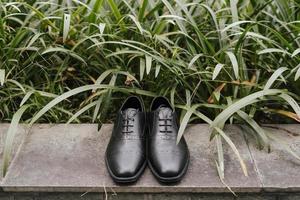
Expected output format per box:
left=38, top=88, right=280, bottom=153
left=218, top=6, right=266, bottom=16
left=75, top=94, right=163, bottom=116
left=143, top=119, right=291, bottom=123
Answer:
left=0, top=124, right=28, bottom=179
left=2, top=124, right=260, bottom=193
left=245, top=124, right=300, bottom=192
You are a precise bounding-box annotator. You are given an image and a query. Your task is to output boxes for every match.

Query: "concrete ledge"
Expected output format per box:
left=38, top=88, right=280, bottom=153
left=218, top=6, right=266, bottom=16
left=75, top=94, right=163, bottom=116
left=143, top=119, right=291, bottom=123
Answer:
left=245, top=124, right=300, bottom=192
left=0, top=124, right=299, bottom=195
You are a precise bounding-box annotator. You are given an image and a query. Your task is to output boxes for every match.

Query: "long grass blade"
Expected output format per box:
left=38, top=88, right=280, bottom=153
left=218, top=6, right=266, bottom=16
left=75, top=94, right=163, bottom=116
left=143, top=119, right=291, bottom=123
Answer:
left=264, top=67, right=288, bottom=90
left=63, top=13, right=71, bottom=43
left=226, top=52, right=239, bottom=80
left=0, top=69, right=5, bottom=86
left=214, top=127, right=248, bottom=177
left=145, top=55, right=152, bottom=75
left=212, top=63, right=225, bottom=80
left=211, top=89, right=283, bottom=129
left=2, top=105, right=30, bottom=176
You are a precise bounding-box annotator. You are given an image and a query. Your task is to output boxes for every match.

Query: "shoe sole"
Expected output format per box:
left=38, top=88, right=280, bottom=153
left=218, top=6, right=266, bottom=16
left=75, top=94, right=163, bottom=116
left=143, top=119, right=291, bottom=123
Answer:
left=147, top=151, right=190, bottom=184
left=105, top=152, right=147, bottom=184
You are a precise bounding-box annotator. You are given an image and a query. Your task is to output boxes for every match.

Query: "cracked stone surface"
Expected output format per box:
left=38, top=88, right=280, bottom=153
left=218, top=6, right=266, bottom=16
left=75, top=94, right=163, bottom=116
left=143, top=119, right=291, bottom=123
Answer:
left=1, top=124, right=260, bottom=193
left=244, top=124, right=300, bottom=192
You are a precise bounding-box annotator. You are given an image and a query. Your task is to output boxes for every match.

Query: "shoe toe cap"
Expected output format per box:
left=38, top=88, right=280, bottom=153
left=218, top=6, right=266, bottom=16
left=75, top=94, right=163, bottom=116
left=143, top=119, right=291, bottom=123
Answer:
left=156, top=164, right=182, bottom=177
left=151, top=156, right=188, bottom=178
left=113, top=165, right=138, bottom=178
left=106, top=151, right=145, bottom=178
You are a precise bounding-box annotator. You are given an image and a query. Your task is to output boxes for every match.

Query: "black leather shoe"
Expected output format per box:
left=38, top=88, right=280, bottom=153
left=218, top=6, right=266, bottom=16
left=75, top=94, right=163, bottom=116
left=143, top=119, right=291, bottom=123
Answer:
left=148, top=96, right=189, bottom=183
left=105, top=96, right=147, bottom=183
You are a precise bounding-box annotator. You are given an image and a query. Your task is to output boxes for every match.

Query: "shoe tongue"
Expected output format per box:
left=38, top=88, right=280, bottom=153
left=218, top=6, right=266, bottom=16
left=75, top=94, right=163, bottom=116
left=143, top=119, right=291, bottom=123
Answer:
left=122, top=108, right=138, bottom=118
left=158, top=105, right=172, bottom=118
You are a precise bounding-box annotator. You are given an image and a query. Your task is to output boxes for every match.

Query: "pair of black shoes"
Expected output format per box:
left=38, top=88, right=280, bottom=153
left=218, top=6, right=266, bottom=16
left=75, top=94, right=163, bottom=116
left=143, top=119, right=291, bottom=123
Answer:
left=105, top=96, right=189, bottom=184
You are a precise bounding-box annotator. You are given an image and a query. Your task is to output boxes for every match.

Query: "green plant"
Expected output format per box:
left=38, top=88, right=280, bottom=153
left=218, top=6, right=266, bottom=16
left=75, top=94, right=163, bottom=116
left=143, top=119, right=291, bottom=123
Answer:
left=1, top=0, right=300, bottom=182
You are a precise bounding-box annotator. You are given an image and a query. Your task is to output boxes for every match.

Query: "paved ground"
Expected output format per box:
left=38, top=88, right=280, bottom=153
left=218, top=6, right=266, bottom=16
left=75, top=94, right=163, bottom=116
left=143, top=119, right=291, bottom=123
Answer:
left=0, top=124, right=299, bottom=199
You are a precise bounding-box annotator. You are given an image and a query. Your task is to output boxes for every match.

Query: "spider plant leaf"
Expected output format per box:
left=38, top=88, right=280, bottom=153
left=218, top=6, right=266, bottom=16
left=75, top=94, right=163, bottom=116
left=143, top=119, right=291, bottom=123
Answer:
left=208, top=83, right=226, bottom=104
left=170, top=84, right=177, bottom=107
left=237, top=110, right=269, bottom=148
left=88, top=0, right=103, bottom=23
left=212, top=63, right=225, bottom=80
left=174, top=0, right=194, bottom=22
left=176, top=105, right=213, bottom=124
left=199, top=4, right=219, bottom=31
left=176, top=104, right=205, bottom=144
left=226, top=97, right=234, bottom=125
left=120, top=0, right=135, bottom=16
left=24, top=3, right=58, bottom=30
left=106, top=50, right=143, bottom=58
left=292, top=48, right=300, bottom=57
left=92, top=92, right=106, bottom=122
left=214, top=127, right=248, bottom=177
left=264, top=67, right=288, bottom=90
left=258, top=48, right=290, bottom=55
left=94, top=69, right=118, bottom=92
left=161, top=0, right=186, bottom=34
left=241, top=32, right=275, bottom=43
left=155, top=64, right=161, bottom=78
left=185, top=90, right=191, bottom=107
left=42, top=47, right=86, bottom=65
left=138, top=0, right=148, bottom=22
left=294, top=63, right=300, bottom=81
left=140, top=58, right=145, bottom=80
left=72, top=0, right=91, bottom=13
left=100, top=74, right=117, bottom=122
left=20, top=90, right=35, bottom=107
left=107, top=0, right=122, bottom=21
left=221, top=21, right=253, bottom=33
left=215, top=135, right=224, bottom=179
left=176, top=106, right=196, bottom=144
left=226, top=51, right=239, bottom=79
left=193, top=110, right=213, bottom=124
left=89, top=41, right=169, bottom=70
left=267, top=109, right=300, bottom=122
left=230, top=0, right=239, bottom=24
left=7, top=79, right=26, bottom=93
left=2, top=105, right=30, bottom=176
left=215, top=159, right=236, bottom=194
left=30, top=85, right=107, bottom=125
left=30, top=84, right=156, bottom=126
left=35, top=91, right=58, bottom=98
left=188, top=54, right=203, bottom=69
left=63, top=13, right=71, bottom=43
left=26, top=33, right=43, bottom=49
left=99, top=23, right=106, bottom=34
left=67, top=101, right=98, bottom=124
left=0, top=69, right=5, bottom=86
left=211, top=89, right=283, bottom=130
left=145, top=55, right=152, bottom=75
left=128, top=14, right=144, bottom=34
left=279, top=93, right=300, bottom=117
left=159, top=15, right=186, bottom=21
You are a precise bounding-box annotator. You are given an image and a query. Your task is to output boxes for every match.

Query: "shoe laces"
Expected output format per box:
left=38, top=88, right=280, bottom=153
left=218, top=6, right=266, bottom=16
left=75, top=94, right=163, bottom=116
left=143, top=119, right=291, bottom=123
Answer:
left=158, top=106, right=173, bottom=133
left=121, top=108, right=137, bottom=134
